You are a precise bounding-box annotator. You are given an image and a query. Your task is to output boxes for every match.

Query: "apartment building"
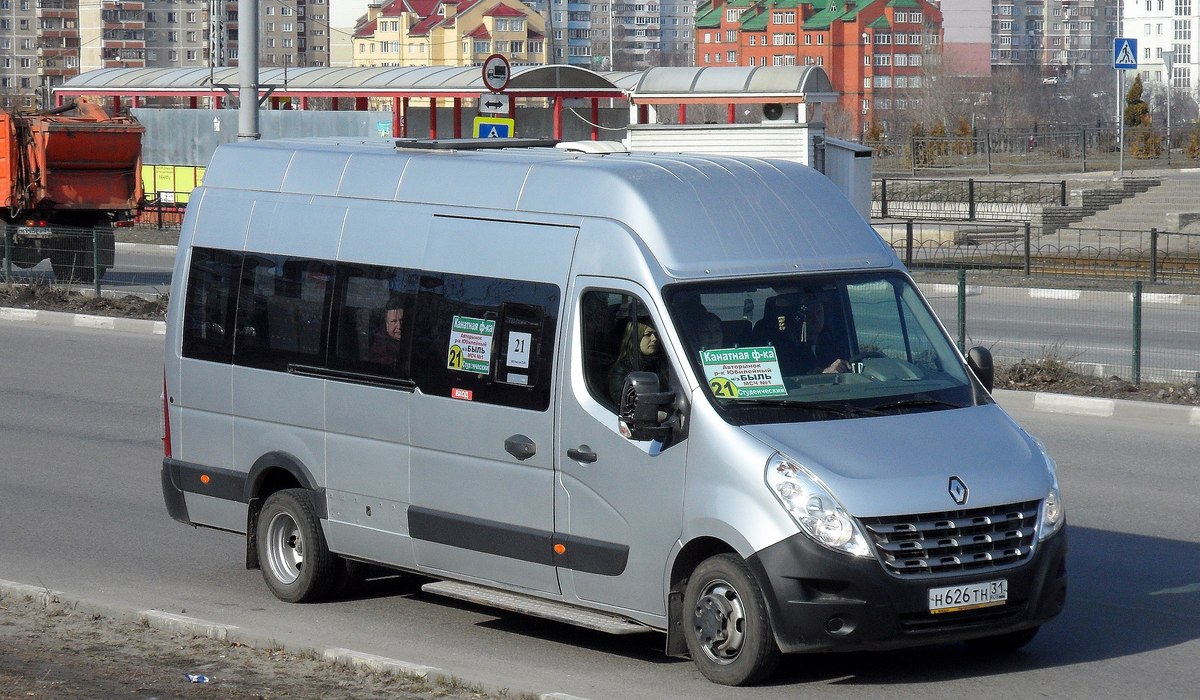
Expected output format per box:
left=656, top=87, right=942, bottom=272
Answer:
left=991, top=0, right=1121, bottom=79
left=352, top=0, right=549, bottom=68
left=0, top=0, right=330, bottom=111
left=695, top=0, right=943, bottom=135
left=1124, top=0, right=1198, bottom=98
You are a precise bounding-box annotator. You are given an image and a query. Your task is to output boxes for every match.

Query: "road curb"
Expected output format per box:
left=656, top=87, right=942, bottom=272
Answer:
left=993, top=388, right=1200, bottom=426
left=116, top=241, right=178, bottom=254
left=0, top=578, right=587, bottom=700
left=0, top=306, right=165, bottom=335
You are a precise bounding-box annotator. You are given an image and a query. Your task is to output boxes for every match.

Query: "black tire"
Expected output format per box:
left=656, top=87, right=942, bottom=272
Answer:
left=256, top=489, right=337, bottom=603
left=330, top=557, right=370, bottom=599
left=682, top=553, right=781, bottom=686
left=964, top=626, right=1039, bottom=653
left=50, top=251, right=96, bottom=284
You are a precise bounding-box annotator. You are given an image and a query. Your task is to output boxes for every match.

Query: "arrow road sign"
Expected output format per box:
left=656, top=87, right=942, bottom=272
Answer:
left=1114, top=38, right=1138, bottom=70
left=478, top=92, right=511, bottom=115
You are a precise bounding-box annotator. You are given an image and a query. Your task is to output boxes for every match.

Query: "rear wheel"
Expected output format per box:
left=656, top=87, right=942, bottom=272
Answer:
left=682, top=553, right=781, bottom=686
left=50, top=254, right=96, bottom=283
left=49, top=242, right=97, bottom=283
left=256, top=489, right=337, bottom=603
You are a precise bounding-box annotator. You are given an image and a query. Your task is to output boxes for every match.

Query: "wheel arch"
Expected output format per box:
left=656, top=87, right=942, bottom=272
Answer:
left=665, top=536, right=739, bottom=657
left=244, top=451, right=323, bottom=570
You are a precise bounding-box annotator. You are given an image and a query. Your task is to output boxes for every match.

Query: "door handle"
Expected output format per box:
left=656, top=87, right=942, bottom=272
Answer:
left=567, top=445, right=597, bottom=464
left=504, top=434, right=536, bottom=461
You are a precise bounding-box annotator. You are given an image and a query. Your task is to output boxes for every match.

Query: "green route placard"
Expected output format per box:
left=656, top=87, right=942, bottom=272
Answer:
left=447, top=316, right=496, bottom=374
left=700, top=346, right=787, bottom=398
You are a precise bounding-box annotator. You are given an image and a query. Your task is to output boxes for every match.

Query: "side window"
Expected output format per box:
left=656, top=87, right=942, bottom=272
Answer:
left=411, top=271, right=559, bottom=411
left=327, top=262, right=418, bottom=381
left=232, top=254, right=334, bottom=372
left=846, top=279, right=920, bottom=361
left=182, top=247, right=241, bottom=364
left=580, top=291, right=661, bottom=412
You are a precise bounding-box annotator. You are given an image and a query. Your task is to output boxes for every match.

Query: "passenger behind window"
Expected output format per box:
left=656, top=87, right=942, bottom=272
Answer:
left=370, top=295, right=410, bottom=375
left=608, top=319, right=669, bottom=406
left=755, top=294, right=849, bottom=375
left=694, top=311, right=724, bottom=350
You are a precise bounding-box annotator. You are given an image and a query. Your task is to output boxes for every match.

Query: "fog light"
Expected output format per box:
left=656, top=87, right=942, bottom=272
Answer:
left=825, top=616, right=854, bottom=636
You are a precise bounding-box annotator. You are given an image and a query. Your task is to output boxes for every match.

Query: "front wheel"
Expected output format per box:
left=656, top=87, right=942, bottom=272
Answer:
left=682, top=553, right=781, bottom=686
left=256, top=489, right=336, bottom=603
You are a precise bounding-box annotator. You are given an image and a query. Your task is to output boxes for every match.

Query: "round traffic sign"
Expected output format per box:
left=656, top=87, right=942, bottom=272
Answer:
left=482, top=54, right=511, bottom=93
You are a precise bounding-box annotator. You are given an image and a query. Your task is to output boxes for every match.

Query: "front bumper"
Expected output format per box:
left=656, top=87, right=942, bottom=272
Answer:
left=746, top=528, right=1067, bottom=653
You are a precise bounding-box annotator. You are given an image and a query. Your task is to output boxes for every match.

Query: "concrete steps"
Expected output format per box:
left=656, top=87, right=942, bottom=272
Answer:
left=1067, top=177, right=1200, bottom=232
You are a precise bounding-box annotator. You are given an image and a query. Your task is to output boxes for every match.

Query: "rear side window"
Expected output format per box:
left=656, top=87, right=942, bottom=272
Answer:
left=232, top=254, right=334, bottom=372
left=412, top=272, right=559, bottom=411
left=327, top=263, right=418, bottom=380
left=182, top=248, right=241, bottom=363
left=179, top=248, right=559, bottom=408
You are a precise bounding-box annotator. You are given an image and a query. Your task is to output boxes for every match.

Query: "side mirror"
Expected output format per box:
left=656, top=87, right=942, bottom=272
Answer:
left=618, top=371, right=675, bottom=442
left=967, top=346, right=994, bottom=393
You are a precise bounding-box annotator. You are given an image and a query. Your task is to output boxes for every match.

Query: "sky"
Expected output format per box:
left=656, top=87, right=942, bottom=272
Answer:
left=331, top=1, right=372, bottom=28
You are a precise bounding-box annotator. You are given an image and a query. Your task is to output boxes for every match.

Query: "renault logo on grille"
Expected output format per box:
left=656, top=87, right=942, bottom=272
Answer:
left=948, top=476, right=969, bottom=506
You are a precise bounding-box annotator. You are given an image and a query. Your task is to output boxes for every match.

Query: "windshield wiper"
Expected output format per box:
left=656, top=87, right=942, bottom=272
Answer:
left=869, top=398, right=965, bottom=412
left=727, top=399, right=886, bottom=417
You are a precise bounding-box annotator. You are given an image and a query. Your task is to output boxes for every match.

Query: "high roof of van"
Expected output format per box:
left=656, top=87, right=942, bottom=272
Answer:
left=200, top=138, right=898, bottom=281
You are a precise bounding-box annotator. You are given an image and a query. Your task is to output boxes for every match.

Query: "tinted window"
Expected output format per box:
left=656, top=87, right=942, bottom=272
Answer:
left=580, top=291, right=659, bottom=412
left=327, top=262, right=418, bottom=380
left=182, top=248, right=240, bottom=363
left=232, top=254, right=334, bottom=372
left=412, top=272, right=559, bottom=411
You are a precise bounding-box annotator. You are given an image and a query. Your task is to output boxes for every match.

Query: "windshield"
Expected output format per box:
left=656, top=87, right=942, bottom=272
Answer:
left=665, top=272, right=985, bottom=424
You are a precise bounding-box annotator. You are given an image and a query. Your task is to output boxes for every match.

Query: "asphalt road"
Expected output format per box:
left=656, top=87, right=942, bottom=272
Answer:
left=1, top=322, right=1198, bottom=698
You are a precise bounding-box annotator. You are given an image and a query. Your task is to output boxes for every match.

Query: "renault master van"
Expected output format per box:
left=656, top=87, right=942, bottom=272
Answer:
left=161, top=138, right=1066, bottom=686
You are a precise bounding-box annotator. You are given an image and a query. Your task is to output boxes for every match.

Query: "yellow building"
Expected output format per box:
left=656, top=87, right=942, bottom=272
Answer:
left=353, top=0, right=549, bottom=68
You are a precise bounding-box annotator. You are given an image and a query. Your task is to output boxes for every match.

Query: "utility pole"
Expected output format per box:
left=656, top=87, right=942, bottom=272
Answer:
left=238, top=0, right=259, bottom=141
left=1163, top=50, right=1174, bottom=164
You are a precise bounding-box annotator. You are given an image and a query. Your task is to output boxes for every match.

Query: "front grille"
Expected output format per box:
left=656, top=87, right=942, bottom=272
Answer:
left=860, top=500, right=1040, bottom=578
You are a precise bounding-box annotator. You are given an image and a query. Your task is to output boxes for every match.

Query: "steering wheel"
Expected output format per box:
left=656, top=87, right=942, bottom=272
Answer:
left=848, top=351, right=886, bottom=363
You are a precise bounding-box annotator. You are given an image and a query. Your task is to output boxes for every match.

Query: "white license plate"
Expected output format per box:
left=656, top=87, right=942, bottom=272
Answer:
left=18, top=226, right=49, bottom=237
left=928, top=579, right=1008, bottom=614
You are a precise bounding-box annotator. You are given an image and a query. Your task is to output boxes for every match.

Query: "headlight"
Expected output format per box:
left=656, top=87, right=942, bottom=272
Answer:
left=765, top=454, right=872, bottom=557
left=1036, top=446, right=1066, bottom=541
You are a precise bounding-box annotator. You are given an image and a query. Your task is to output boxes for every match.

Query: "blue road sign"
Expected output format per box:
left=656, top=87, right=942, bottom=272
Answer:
left=1114, top=38, right=1138, bottom=70
left=473, top=116, right=515, bottom=138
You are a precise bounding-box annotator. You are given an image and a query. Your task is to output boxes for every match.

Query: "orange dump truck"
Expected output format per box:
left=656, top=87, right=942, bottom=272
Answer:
left=1, top=97, right=144, bottom=282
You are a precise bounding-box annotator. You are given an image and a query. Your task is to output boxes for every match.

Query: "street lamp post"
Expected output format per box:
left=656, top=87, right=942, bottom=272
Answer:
left=1163, top=50, right=1174, bottom=164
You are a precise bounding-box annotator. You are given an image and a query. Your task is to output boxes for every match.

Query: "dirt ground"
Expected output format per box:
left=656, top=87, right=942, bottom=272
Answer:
left=0, top=591, right=514, bottom=700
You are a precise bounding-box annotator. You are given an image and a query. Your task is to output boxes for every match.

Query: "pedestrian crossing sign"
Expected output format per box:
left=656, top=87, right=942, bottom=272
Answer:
left=472, top=116, right=515, bottom=138
left=1114, top=38, right=1138, bottom=70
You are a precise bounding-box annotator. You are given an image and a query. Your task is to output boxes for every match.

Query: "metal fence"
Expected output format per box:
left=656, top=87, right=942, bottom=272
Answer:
left=919, top=271, right=1200, bottom=386
left=872, top=178, right=1067, bottom=221
left=876, top=221, right=1200, bottom=287
left=3, top=225, right=114, bottom=295
left=870, top=125, right=1200, bottom=176
left=136, top=194, right=189, bottom=230
left=2, top=223, right=172, bottom=296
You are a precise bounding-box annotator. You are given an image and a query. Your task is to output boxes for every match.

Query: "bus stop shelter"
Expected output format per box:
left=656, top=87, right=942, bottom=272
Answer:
left=56, top=65, right=834, bottom=140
